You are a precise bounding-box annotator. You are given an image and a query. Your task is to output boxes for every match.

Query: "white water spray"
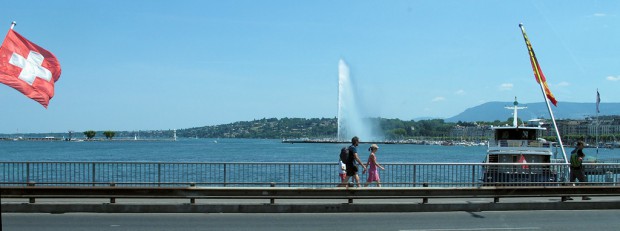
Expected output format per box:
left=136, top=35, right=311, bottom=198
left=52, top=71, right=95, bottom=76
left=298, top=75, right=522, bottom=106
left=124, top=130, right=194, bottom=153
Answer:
left=337, top=59, right=382, bottom=141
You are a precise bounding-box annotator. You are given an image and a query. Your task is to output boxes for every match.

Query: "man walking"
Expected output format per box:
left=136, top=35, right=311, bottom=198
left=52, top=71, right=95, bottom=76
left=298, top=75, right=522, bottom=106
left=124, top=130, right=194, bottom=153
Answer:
left=567, top=141, right=591, bottom=200
left=344, top=136, right=367, bottom=187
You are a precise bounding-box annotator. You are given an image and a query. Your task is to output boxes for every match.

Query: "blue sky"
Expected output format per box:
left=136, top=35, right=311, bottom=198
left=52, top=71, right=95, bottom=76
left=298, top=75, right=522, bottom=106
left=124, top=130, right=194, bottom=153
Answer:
left=0, top=1, right=618, bottom=134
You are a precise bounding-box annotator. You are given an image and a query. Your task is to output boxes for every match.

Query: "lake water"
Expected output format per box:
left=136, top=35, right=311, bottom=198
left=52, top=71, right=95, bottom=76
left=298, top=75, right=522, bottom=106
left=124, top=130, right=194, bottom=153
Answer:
left=2, top=138, right=619, bottom=163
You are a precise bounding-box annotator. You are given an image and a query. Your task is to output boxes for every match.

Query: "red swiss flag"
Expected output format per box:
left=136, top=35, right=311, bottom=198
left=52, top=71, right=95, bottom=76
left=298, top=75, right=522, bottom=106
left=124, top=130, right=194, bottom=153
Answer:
left=518, top=154, right=529, bottom=170
left=0, top=29, right=61, bottom=108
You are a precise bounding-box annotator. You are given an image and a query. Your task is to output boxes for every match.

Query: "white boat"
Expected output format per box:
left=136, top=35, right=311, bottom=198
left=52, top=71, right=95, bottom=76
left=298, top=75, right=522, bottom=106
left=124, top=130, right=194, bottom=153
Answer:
left=482, top=98, right=559, bottom=184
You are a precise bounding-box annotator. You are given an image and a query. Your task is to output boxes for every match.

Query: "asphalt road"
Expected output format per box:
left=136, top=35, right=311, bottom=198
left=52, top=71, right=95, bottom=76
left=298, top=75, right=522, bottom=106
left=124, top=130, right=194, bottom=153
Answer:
left=3, top=210, right=620, bottom=231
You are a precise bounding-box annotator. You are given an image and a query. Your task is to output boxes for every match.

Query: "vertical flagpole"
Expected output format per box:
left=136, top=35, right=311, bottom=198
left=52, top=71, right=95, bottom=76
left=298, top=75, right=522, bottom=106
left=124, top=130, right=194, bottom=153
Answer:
left=596, top=89, right=599, bottom=155
left=519, top=23, right=568, bottom=164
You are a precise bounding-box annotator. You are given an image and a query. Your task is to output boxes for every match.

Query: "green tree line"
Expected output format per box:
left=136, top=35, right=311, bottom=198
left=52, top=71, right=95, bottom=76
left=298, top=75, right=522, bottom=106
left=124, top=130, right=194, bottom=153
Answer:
left=176, top=117, right=526, bottom=139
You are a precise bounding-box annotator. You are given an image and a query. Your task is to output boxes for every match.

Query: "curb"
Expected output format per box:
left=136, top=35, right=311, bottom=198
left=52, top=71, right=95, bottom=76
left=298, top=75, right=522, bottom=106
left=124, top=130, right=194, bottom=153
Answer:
left=3, top=201, right=620, bottom=213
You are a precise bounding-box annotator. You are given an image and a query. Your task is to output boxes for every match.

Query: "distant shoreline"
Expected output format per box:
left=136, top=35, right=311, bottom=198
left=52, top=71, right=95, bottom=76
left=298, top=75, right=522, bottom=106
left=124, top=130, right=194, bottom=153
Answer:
left=282, top=139, right=419, bottom=144
left=281, top=138, right=487, bottom=146
left=0, top=137, right=175, bottom=142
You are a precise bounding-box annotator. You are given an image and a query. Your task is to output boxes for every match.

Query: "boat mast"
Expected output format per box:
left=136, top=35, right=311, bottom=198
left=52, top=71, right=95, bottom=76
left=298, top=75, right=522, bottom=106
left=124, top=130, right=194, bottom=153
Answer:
left=505, top=97, right=526, bottom=127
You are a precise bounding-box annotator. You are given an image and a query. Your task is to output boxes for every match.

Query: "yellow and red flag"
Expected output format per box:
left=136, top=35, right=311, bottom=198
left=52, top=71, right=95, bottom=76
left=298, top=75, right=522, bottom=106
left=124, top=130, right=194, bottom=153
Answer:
left=519, top=24, right=557, bottom=106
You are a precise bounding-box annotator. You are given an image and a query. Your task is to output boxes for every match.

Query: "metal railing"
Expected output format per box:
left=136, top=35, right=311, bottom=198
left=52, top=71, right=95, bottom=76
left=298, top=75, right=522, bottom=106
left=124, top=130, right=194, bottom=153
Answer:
left=1, top=161, right=620, bottom=187
left=489, top=139, right=554, bottom=149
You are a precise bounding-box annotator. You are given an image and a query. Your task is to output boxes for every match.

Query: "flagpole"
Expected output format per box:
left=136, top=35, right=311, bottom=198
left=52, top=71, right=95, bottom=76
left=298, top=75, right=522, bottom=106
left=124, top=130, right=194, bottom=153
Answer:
left=596, top=89, right=599, bottom=156
left=518, top=23, right=568, bottom=164
left=1, top=21, right=16, bottom=51
left=541, top=85, right=568, bottom=163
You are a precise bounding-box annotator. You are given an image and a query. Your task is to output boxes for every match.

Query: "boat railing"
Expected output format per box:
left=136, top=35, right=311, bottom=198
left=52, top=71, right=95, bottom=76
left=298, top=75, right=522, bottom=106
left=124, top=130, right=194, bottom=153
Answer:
left=2, top=161, right=620, bottom=188
left=488, top=139, right=553, bottom=151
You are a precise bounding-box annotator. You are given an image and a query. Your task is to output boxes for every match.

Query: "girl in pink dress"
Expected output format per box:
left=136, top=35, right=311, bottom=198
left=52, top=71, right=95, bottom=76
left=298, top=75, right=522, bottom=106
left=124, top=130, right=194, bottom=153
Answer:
left=363, top=144, right=385, bottom=187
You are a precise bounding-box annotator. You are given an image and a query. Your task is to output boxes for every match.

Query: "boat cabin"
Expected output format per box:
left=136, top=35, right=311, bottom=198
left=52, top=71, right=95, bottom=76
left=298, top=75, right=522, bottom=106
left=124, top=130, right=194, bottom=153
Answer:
left=487, top=126, right=553, bottom=168
left=483, top=98, right=557, bottom=184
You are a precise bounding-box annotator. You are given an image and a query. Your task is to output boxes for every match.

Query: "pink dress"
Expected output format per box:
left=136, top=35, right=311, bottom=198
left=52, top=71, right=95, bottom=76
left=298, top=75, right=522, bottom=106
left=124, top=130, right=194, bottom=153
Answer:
left=366, top=153, right=380, bottom=182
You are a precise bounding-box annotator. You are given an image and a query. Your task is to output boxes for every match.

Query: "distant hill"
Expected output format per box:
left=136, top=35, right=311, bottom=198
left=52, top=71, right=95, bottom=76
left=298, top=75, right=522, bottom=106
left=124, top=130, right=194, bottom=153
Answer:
left=446, top=102, right=620, bottom=122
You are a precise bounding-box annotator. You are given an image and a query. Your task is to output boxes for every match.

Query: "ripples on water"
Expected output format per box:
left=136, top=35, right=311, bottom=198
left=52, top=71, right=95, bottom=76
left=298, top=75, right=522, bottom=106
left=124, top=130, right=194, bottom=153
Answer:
left=1, top=139, right=618, bottom=163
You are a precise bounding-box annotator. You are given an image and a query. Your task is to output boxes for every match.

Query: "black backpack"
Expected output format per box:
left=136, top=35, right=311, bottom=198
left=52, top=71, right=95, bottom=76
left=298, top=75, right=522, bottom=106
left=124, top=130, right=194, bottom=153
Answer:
left=339, top=147, right=349, bottom=162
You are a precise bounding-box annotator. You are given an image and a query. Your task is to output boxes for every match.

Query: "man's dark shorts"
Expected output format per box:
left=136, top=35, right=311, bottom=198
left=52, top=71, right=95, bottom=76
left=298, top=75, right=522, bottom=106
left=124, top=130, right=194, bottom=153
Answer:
left=346, top=164, right=358, bottom=176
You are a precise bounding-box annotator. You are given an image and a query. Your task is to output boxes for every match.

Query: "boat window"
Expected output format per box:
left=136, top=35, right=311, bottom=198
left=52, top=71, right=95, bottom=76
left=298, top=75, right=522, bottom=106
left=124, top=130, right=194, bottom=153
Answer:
left=528, top=130, right=537, bottom=140
left=495, top=129, right=538, bottom=140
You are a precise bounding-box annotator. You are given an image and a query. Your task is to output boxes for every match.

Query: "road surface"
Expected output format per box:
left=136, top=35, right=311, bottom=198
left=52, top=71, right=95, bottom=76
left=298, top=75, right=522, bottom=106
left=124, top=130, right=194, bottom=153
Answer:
left=3, top=210, right=620, bottom=231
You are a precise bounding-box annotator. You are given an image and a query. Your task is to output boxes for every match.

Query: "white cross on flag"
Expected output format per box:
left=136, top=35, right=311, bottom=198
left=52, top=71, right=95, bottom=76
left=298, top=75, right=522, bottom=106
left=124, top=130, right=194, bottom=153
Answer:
left=0, top=29, right=61, bottom=108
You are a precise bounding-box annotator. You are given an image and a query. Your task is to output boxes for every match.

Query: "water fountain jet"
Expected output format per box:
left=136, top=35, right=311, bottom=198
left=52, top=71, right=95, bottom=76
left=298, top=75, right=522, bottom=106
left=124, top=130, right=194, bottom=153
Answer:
left=337, top=59, right=383, bottom=142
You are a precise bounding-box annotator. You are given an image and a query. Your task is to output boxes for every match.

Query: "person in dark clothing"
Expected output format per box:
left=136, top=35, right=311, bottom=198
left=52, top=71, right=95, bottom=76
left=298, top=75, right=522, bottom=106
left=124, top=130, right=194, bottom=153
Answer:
left=344, top=136, right=367, bottom=187
left=566, top=141, right=591, bottom=200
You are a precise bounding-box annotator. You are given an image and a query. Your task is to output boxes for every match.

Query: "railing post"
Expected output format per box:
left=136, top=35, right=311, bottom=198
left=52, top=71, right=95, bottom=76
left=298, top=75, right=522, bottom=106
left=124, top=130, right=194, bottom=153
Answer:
left=158, top=163, right=162, bottom=187
left=109, top=182, right=116, bottom=203
left=223, top=163, right=227, bottom=187
left=92, top=163, right=96, bottom=187
left=28, top=181, right=35, bottom=203
left=26, top=162, right=30, bottom=183
left=288, top=164, right=291, bottom=187
left=190, top=182, right=196, bottom=204
left=412, top=165, right=417, bottom=187
left=347, top=184, right=353, bottom=204
left=422, top=183, right=428, bottom=204
left=270, top=182, right=276, bottom=204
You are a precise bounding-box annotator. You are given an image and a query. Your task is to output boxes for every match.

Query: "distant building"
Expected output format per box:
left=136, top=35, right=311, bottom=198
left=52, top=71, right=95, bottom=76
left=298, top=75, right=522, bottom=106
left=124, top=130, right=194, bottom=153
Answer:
left=553, top=115, right=620, bottom=137
left=449, top=124, right=493, bottom=140
left=449, top=115, right=620, bottom=142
